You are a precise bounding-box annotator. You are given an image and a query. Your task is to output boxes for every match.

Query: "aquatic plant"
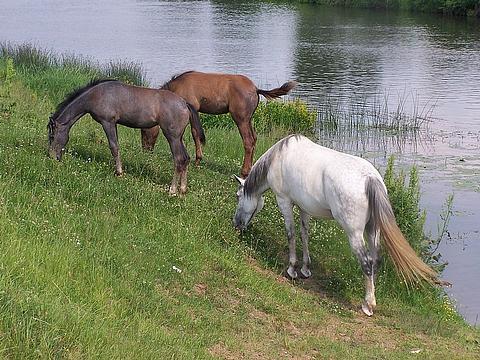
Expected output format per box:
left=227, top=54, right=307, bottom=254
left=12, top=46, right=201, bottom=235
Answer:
left=317, top=92, right=434, bottom=153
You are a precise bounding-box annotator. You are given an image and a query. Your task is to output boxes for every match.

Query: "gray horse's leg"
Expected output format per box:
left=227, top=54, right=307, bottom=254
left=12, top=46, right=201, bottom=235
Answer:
left=179, top=167, right=188, bottom=195
left=299, top=209, right=312, bottom=278
left=165, top=136, right=190, bottom=196
left=276, top=196, right=297, bottom=279
left=101, top=121, right=123, bottom=176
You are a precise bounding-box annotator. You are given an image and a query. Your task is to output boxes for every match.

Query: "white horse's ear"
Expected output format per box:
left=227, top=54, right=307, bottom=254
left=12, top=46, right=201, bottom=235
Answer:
left=233, top=174, right=245, bottom=186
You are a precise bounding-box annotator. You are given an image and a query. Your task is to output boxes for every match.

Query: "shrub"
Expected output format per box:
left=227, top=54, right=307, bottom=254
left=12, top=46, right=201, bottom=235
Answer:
left=201, top=99, right=317, bottom=134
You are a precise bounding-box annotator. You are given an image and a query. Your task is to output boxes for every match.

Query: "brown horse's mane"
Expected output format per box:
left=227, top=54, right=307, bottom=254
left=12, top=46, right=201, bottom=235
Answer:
left=162, top=71, right=195, bottom=91
left=49, top=79, right=117, bottom=124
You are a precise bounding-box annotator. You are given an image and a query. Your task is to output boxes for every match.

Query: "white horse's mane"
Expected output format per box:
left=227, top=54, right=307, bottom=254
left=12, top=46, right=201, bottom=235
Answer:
left=243, top=134, right=302, bottom=197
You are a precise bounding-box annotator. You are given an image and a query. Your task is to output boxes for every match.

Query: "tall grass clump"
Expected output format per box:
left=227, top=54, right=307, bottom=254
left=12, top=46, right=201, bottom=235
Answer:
left=201, top=99, right=316, bottom=134
left=0, top=58, right=17, bottom=119
left=0, top=43, right=146, bottom=105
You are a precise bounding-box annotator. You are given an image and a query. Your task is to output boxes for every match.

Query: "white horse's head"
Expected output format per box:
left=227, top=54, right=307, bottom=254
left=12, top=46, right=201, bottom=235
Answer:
left=233, top=175, right=265, bottom=230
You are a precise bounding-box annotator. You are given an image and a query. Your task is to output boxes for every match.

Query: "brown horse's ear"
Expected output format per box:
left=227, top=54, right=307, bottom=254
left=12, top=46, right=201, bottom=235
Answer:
left=233, top=175, right=245, bottom=186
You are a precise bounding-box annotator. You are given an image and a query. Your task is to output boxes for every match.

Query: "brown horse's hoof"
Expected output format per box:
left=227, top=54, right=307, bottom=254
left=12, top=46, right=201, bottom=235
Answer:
left=194, top=159, right=202, bottom=167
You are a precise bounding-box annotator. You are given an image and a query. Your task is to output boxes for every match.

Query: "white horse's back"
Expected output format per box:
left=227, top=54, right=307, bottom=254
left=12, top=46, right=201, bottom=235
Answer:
left=267, top=135, right=383, bottom=223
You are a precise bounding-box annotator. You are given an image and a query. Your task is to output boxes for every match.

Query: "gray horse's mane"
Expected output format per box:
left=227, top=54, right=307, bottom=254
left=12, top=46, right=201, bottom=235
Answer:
left=244, top=134, right=302, bottom=196
left=162, top=71, right=195, bottom=91
left=47, top=78, right=117, bottom=144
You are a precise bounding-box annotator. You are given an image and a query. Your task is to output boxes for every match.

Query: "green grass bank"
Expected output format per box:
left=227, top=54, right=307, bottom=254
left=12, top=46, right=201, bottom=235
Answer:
left=0, top=46, right=479, bottom=358
left=278, top=0, right=480, bottom=17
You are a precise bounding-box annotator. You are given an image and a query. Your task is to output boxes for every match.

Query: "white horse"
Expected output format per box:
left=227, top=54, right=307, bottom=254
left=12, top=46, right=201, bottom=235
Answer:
left=233, top=134, right=442, bottom=316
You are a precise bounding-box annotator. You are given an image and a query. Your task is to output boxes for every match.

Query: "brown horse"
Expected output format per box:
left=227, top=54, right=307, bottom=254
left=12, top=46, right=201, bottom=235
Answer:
left=140, top=71, right=297, bottom=178
left=48, top=79, right=205, bottom=195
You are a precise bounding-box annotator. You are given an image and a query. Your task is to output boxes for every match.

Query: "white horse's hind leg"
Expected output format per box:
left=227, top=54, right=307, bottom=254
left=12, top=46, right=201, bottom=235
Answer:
left=366, top=221, right=381, bottom=279
left=361, top=222, right=380, bottom=316
left=346, top=230, right=376, bottom=316
left=276, top=196, right=298, bottom=279
left=362, top=275, right=376, bottom=316
left=299, top=210, right=312, bottom=278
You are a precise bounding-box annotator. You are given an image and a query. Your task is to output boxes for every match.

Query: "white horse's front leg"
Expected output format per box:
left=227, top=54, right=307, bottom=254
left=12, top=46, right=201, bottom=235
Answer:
left=299, top=210, right=312, bottom=278
left=276, top=196, right=297, bottom=279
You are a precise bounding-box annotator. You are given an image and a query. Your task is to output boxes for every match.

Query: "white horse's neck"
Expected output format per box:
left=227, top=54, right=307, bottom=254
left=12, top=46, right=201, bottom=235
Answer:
left=244, top=146, right=275, bottom=198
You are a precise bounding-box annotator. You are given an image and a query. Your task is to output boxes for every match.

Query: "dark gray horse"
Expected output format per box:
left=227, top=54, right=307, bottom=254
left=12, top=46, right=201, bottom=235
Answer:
left=47, top=79, right=205, bottom=195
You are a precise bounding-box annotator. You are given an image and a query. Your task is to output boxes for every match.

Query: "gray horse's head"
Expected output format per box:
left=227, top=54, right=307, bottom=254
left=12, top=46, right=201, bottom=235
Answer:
left=47, top=116, right=67, bottom=161
left=233, top=175, right=265, bottom=230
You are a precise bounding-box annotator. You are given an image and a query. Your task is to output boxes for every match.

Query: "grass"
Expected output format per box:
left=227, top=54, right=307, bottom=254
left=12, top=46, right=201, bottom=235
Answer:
left=0, top=43, right=146, bottom=106
left=275, top=0, right=480, bottom=17
left=0, top=50, right=479, bottom=358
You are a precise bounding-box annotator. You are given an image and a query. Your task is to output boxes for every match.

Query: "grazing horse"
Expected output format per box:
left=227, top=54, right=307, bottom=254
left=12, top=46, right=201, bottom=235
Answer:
left=47, top=79, right=205, bottom=195
left=140, top=71, right=297, bottom=178
left=233, top=135, right=445, bottom=316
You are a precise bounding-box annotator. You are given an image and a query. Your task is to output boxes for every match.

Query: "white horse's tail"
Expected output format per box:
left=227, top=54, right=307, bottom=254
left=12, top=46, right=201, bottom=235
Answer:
left=366, top=177, right=443, bottom=285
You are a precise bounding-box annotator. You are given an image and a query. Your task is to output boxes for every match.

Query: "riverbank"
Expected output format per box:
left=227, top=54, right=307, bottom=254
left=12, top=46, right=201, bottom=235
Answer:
left=0, top=48, right=479, bottom=358
left=284, top=0, right=479, bottom=17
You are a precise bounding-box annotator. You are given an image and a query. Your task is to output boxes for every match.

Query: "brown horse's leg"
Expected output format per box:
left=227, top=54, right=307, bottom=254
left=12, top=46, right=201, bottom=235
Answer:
left=101, top=121, right=123, bottom=176
left=141, top=126, right=160, bottom=151
left=191, top=126, right=204, bottom=166
left=232, top=114, right=257, bottom=178
left=165, top=136, right=190, bottom=195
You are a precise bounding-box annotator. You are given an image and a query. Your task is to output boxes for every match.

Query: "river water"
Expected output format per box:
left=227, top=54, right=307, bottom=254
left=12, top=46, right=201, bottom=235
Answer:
left=0, top=0, right=479, bottom=325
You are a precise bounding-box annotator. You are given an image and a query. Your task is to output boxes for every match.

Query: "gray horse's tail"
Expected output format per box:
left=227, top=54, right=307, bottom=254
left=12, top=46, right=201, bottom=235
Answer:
left=186, top=102, right=206, bottom=145
left=366, top=177, right=445, bottom=286
left=256, top=81, right=298, bottom=100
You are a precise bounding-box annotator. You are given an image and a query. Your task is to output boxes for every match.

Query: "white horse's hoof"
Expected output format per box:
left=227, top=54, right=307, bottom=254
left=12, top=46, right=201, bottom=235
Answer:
left=286, top=267, right=298, bottom=279
left=300, top=267, right=312, bottom=278
left=361, top=302, right=374, bottom=317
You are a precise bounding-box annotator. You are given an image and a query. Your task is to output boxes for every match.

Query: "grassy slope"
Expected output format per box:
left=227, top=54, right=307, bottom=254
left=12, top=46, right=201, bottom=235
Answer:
left=0, top=71, right=479, bottom=358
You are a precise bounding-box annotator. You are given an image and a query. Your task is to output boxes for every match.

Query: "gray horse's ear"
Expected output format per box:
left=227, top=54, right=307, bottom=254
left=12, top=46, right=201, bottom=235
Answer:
left=233, top=174, right=245, bottom=186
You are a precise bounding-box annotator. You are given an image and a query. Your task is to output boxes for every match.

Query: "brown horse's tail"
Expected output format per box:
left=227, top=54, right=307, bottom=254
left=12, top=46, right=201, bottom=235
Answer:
left=366, top=177, right=446, bottom=286
left=256, top=81, right=298, bottom=100
left=186, top=103, right=205, bottom=145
